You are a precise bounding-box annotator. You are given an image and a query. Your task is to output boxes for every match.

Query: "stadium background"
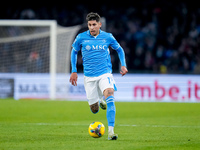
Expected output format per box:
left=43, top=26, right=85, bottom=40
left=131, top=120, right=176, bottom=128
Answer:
left=1, top=0, right=200, bottom=74
left=0, top=0, right=200, bottom=102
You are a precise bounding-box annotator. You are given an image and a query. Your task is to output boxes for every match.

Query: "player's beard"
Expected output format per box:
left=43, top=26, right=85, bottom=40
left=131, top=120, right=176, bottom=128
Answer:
left=90, top=30, right=99, bottom=36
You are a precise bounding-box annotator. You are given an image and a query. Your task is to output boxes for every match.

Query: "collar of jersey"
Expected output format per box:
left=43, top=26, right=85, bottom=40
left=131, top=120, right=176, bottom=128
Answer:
left=87, top=29, right=102, bottom=37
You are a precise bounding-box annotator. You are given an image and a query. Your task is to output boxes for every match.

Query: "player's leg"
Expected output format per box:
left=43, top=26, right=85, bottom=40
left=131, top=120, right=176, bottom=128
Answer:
left=84, top=76, right=100, bottom=114
left=99, top=73, right=118, bottom=140
left=99, top=96, right=107, bottom=110
left=89, top=102, right=99, bottom=114
left=103, top=88, right=115, bottom=127
left=103, top=88, right=117, bottom=140
left=97, top=86, right=107, bottom=110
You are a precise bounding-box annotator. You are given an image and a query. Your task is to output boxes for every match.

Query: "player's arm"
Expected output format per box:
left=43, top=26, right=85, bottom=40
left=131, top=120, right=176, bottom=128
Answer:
left=69, top=48, right=78, bottom=86
left=69, top=35, right=81, bottom=86
left=110, top=34, right=128, bottom=76
left=115, top=46, right=128, bottom=76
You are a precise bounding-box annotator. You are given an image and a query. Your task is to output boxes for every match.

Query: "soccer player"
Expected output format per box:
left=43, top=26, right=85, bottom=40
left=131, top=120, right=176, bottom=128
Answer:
left=69, top=12, right=128, bottom=140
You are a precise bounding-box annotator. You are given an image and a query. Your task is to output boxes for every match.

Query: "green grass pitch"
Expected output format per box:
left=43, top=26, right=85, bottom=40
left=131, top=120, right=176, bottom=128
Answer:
left=0, top=99, right=200, bottom=150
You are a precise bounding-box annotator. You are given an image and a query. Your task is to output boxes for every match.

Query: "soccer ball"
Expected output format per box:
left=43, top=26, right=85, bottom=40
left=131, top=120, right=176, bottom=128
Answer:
left=88, top=121, right=105, bottom=138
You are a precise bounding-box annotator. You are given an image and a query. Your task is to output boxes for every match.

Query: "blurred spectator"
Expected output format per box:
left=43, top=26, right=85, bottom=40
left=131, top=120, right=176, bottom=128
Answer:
left=194, top=54, right=200, bottom=74
left=20, top=8, right=36, bottom=19
left=26, top=51, right=42, bottom=73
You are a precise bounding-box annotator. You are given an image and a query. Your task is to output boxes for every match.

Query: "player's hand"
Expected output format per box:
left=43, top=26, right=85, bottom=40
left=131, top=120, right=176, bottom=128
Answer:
left=69, top=72, right=78, bottom=86
left=120, top=66, right=128, bottom=76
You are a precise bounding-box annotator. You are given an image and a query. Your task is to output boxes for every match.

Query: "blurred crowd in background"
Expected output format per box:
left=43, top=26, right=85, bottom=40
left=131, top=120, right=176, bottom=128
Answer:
left=1, top=0, right=200, bottom=74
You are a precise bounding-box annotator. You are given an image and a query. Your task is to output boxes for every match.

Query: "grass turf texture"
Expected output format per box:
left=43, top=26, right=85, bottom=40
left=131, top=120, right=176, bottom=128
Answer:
left=0, top=99, right=200, bottom=150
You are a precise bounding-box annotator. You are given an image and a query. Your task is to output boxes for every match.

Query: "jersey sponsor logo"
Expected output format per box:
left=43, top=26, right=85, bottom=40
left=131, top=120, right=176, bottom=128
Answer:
left=85, top=45, right=107, bottom=51
left=86, top=45, right=91, bottom=50
left=92, top=45, right=107, bottom=50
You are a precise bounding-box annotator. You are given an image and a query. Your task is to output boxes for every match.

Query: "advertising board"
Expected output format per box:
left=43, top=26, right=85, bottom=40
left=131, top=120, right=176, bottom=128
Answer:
left=0, top=78, right=14, bottom=98
left=114, top=74, right=200, bottom=102
left=0, top=73, right=199, bottom=102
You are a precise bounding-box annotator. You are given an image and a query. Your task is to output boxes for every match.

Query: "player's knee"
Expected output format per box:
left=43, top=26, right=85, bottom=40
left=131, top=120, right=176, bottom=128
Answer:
left=90, top=102, right=99, bottom=114
left=103, top=88, right=114, bottom=99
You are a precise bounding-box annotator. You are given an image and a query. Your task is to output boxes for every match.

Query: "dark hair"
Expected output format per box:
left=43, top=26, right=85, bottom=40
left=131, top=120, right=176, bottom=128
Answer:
left=86, top=12, right=101, bottom=22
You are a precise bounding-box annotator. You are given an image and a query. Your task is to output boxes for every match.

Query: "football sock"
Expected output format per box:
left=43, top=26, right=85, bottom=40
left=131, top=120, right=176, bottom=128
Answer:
left=108, top=126, right=114, bottom=134
left=106, top=96, right=116, bottom=127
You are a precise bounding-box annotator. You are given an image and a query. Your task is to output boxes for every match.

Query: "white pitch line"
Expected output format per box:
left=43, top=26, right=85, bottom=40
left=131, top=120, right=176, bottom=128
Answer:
left=24, top=123, right=89, bottom=126
left=118, top=124, right=200, bottom=128
left=22, top=123, right=200, bottom=128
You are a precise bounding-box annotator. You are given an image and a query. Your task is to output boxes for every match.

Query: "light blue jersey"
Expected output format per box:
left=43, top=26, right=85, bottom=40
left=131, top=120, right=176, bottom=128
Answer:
left=71, top=30, right=126, bottom=77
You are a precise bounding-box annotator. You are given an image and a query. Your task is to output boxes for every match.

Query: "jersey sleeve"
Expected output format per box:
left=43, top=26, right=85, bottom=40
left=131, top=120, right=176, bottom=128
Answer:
left=71, top=34, right=81, bottom=73
left=71, top=48, right=78, bottom=73
left=109, top=33, right=127, bottom=67
left=72, top=34, right=81, bottom=52
left=109, top=33, right=121, bottom=50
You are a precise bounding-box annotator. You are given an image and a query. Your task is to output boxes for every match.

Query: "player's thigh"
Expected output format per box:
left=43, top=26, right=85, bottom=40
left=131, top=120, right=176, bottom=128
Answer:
left=84, top=77, right=99, bottom=105
left=99, top=73, right=116, bottom=96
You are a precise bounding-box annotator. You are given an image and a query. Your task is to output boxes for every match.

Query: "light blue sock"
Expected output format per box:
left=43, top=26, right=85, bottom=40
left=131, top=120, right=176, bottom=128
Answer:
left=106, top=96, right=116, bottom=127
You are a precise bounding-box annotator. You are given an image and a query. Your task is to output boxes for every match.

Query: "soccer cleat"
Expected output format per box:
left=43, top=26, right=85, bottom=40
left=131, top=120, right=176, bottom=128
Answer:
left=108, top=133, right=118, bottom=140
left=100, top=97, right=107, bottom=110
